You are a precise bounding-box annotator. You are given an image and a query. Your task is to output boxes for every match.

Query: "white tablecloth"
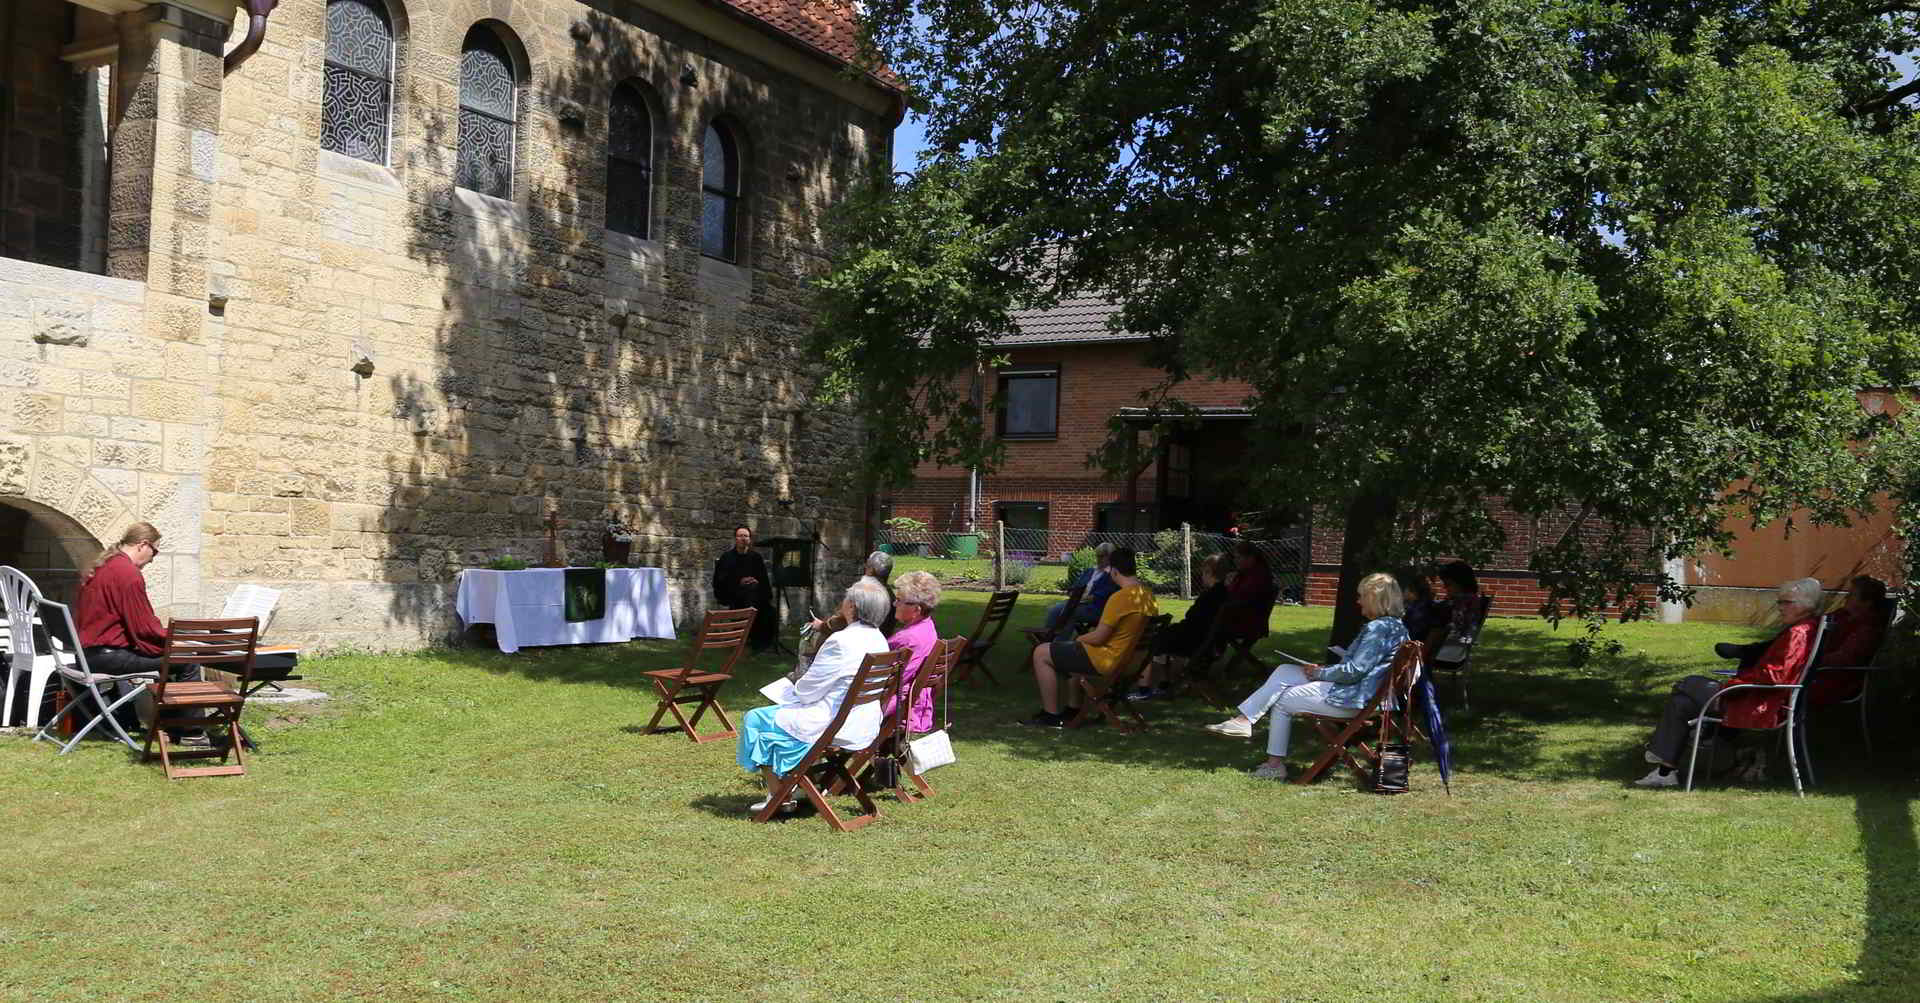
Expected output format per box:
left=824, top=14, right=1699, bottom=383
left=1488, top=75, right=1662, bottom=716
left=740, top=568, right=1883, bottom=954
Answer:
left=455, top=568, right=676, bottom=653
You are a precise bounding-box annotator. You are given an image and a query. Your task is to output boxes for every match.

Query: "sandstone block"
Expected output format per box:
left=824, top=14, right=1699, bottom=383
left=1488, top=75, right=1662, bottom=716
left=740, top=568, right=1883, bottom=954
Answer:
left=291, top=498, right=330, bottom=536
left=15, top=392, right=62, bottom=434
left=131, top=380, right=203, bottom=423
left=140, top=472, right=203, bottom=552
left=0, top=436, right=29, bottom=495
left=94, top=440, right=162, bottom=470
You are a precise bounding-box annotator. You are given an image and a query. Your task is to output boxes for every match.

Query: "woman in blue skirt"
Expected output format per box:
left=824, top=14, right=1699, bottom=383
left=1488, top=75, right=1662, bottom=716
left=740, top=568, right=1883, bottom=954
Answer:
left=738, top=579, right=893, bottom=812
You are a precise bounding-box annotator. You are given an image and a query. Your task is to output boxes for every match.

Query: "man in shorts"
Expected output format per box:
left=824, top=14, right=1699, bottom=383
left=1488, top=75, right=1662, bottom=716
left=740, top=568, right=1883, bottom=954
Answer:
left=1022, top=548, right=1158, bottom=727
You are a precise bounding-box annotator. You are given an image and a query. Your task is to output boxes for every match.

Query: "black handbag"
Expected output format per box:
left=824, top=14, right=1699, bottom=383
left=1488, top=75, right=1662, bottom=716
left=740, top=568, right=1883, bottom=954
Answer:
left=1373, top=742, right=1411, bottom=794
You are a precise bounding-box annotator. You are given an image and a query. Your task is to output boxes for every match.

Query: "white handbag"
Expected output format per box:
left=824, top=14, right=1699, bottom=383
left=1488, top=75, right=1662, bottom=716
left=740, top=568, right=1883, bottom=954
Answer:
left=905, top=662, right=956, bottom=774
left=907, top=728, right=955, bottom=773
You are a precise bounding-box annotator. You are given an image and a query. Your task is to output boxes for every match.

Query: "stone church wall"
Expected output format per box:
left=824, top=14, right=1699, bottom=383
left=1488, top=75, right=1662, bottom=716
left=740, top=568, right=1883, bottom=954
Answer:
left=0, top=0, right=892, bottom=651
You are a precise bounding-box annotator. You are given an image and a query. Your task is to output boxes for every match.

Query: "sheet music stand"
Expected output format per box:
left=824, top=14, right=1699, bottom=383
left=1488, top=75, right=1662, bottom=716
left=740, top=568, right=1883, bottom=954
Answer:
left=760, top=536, right=817, bottom=658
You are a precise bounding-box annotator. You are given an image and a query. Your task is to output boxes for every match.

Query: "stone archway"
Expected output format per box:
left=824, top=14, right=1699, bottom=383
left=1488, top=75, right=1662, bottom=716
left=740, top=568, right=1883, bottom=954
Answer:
left=0, top=497, right=99, bottom=604
left=0, top=447, right=205, bottom=617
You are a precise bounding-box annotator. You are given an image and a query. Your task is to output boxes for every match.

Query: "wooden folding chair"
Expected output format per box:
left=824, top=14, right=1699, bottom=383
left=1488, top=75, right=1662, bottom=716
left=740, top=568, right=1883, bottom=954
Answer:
left=1020, top=585, right=1085, bottom=649
left=752, top=648, right=910, bottom=832
left=642, top=607, right=755, bottom=743
left=1069, top=614, right=1171, bottom=732
left=950, top=589, right=1018, bottom=686
left=838, top=636, right=967, bottom=803
left=141, top=617, right=260, bottom=780
left=1292, top=640, right=1425, bottom=786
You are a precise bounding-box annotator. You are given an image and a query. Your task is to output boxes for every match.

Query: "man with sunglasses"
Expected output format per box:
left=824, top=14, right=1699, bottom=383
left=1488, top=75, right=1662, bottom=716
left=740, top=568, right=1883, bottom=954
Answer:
left=75, top=522, right=207, bottom=742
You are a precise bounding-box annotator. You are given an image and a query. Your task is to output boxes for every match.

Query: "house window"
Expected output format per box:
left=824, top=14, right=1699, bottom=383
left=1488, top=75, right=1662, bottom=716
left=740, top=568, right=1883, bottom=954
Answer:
left=701, top=121, right=741, bottom=261
left=322, top=0, right=395, bottom=164
left=998, top=367, right=1059, bottom=439
left=456, top=25, right=517, bottom=198
left=995, top=501, right=1050, bottom=558
left=606, top=82, right=652, bottom=238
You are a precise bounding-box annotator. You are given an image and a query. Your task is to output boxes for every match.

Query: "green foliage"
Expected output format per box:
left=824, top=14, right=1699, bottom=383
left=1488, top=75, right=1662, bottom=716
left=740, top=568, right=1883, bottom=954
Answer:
left=1566, top=613, right=1629, bottom=672
left=1064, top=547, right=1098, bottom=585
left=1005, top=559, right=1034, bottom=586
left=883, top=515, right=928, bottom=536
left=486, top=556, right=530, bottom=571
left=821, top=1, right=1920, bottom=624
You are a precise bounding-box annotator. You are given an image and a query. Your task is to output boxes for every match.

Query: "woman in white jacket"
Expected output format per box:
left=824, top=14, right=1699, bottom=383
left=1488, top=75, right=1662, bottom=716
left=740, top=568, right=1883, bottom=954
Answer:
left=737, top=579, right=893, bottom=811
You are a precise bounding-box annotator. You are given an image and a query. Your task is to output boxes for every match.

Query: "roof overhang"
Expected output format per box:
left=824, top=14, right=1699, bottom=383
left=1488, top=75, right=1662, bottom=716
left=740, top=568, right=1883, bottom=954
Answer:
left=1115, top=406, right=1253, bottom=424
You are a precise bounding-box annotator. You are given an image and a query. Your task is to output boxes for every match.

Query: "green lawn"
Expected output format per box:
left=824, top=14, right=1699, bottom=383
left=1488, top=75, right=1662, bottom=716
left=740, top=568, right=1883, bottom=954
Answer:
left=2, top=595, right=1915, bottom=1001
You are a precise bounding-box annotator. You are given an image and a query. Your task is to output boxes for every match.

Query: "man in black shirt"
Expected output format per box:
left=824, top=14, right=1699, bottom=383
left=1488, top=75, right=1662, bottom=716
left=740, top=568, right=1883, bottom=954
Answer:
left=713, top=525, right=777, bottom=651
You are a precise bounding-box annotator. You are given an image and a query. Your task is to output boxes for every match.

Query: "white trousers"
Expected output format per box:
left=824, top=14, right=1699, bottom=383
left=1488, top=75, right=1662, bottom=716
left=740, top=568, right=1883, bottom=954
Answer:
left=1237, top=663, right=1356, bottom=757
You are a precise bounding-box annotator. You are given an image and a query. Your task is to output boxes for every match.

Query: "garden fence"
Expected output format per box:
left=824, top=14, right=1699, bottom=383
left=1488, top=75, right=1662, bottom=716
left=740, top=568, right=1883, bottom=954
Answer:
left=877, top=523, right=1307, bottom=600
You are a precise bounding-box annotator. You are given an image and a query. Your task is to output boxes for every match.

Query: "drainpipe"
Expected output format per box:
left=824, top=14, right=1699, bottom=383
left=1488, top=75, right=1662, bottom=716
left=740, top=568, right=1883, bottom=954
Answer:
left=224, top=0, right=278, bottom=76
left=967, top=364, right=983, bottom=534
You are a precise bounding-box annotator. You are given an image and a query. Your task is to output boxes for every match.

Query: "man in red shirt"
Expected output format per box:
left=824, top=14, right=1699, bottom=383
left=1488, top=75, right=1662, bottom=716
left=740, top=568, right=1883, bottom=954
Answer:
left=76, top=522, right=203, bottom=737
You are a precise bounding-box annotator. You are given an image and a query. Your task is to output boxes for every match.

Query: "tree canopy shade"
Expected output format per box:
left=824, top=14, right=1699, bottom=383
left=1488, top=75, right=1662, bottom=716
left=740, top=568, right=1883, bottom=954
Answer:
left=813, top=0, right=1920, bottom=641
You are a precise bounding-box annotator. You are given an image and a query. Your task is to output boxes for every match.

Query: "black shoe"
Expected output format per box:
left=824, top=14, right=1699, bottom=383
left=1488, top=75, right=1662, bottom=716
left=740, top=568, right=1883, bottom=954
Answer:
left=1713, top=643, right=1742, bottom=660
left=1020, top=711, right=1066, bottom=728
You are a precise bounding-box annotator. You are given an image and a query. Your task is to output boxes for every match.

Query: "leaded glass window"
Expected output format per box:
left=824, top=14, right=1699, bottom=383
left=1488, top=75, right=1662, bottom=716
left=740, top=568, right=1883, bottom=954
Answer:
left=457, top=26, right=516, bottom=198
left=701, top=122, right=740, bottom=261
left=607, top=83, right=652, bottom=238
left=322, top=0, right=394, bottom=164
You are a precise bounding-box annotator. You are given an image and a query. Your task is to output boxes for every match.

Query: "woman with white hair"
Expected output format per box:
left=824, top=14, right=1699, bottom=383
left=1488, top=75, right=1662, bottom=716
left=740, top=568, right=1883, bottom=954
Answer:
left=885, top=570, right=943, bottom=733
left=739, top=579, right=894, bottom=811
left=1202, top=572, right=1409, bottom=780
left=1635, top=577, right=1825, bottom=788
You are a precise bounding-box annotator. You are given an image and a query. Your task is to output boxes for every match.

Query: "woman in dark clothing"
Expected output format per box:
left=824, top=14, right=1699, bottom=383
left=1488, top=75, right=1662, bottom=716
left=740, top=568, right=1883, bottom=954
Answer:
left=712, top=525, right=778, bottom=651
left=1129, top=553, right=1231, bottom=701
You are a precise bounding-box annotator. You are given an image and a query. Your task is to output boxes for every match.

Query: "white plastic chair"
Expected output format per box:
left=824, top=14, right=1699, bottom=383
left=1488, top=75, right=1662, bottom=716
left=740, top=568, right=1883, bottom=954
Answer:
left=32, top=599, right=153, bottom=753
left=1684, top=614, right=1829, bottom=797
left=0, top=566, right=57, bottom=729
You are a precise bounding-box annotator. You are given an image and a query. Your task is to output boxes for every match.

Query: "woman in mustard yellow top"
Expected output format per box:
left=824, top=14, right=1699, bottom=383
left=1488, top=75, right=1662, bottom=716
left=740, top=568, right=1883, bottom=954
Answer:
left=1023, top=548, right=1158, bottom=727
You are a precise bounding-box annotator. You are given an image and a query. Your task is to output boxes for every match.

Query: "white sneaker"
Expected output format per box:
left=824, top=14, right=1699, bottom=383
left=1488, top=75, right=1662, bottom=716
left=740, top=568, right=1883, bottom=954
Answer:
left=749, top=796, right=797, bottom=813
left=1633, top=767, right=1678, bottom=788
left=1251, top=762, right=1288, bottom=780
left=1205, top=718, right=1252, bottom=738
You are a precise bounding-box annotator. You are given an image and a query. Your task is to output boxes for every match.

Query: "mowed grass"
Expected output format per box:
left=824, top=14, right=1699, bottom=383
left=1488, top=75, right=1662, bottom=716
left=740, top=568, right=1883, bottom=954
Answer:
left=2, top=593, right=1915, bottom=1001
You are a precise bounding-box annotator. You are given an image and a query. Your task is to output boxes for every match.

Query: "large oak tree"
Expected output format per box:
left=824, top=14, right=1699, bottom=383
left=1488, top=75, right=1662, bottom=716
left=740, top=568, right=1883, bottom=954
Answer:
left=815, top=1, right=1920, bottom=642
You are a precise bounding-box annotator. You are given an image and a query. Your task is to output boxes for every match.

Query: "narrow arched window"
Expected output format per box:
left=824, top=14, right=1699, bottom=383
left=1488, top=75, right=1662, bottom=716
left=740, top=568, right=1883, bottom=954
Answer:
left=701, top=121, right=741, bottom=261
left=607, top=83, right=652, bottom=238
left=322, top=0, right=395, bottom=164
left=457, top=25, right=517, bottom=198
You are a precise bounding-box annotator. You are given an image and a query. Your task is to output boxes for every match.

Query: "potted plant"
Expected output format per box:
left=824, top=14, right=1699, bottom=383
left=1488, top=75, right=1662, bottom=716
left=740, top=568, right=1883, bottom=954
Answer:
left=883, top=515, right=929, bottom=556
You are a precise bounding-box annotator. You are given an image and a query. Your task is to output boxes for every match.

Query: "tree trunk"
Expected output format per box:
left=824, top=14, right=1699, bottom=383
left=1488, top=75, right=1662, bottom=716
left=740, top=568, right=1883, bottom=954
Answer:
left=1329, top=485, right=1401, bottom=649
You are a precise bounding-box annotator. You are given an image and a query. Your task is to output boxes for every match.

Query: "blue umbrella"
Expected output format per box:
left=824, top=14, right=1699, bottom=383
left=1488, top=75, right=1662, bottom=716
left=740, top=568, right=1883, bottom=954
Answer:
left=1415, top=670, right=1453, bottom=794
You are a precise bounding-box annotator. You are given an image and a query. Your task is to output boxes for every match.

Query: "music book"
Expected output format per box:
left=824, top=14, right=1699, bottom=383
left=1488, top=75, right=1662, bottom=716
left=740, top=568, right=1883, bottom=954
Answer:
left=758, top=679, right=796, bottom=704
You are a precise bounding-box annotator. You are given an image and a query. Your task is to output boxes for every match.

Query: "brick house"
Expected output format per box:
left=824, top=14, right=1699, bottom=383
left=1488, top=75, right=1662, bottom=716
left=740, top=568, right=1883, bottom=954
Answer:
left=0, top=0, right=899, bottom=648
left=887, top=301, right=1907, bottom=623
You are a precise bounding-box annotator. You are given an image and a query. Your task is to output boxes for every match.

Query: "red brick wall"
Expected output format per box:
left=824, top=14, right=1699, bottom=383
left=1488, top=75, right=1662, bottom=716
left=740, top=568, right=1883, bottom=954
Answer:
left=1305, top=568, right=1657, bottom=619
left=897, top=340, right=1253, bottom=543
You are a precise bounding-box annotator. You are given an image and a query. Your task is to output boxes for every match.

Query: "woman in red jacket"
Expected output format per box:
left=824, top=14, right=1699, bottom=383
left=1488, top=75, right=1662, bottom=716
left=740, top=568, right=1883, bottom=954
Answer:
left=1635, top=577, right=1824, bottom=787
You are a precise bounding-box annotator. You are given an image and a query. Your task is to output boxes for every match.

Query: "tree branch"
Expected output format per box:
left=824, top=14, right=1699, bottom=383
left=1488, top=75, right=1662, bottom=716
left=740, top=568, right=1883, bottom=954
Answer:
left=1843, top=76, right=1920, bottom=118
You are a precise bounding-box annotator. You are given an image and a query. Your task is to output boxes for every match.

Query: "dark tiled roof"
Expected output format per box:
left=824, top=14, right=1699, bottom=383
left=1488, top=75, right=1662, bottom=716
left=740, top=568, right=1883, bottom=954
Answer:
left=1002, top=290, right=1147, bottom=346
left=716, top=0, right=898, bottom=87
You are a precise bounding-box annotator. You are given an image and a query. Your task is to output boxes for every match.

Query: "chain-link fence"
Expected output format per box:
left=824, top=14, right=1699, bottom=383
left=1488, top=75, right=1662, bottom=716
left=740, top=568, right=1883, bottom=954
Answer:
left=877, top=523, right=1307, bottom=600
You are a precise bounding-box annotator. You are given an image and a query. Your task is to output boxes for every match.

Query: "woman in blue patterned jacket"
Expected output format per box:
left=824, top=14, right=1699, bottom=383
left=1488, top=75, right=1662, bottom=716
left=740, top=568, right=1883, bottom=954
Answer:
left=1202, top=572, right=1410, bottom=781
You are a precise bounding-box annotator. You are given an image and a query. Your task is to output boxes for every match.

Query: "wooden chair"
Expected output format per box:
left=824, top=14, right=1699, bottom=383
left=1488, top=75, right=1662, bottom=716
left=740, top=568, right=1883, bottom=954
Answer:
left=1430, top=593, right=1493, bottom=710
left=950, top=589, right=1018, bottom=686
left=752, top=648, right=911, bottom=832
left=1020, top=585, right=1085, bottom=649
left=1068, top=614, right=1171, bottom=732
left=837, top=635, right=968, bottom=803
left=142, top=617, right=260, bottom=780
left=642, top=607, right=756, bottom=743
left=1292, top=640, right=1425, bottom=786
